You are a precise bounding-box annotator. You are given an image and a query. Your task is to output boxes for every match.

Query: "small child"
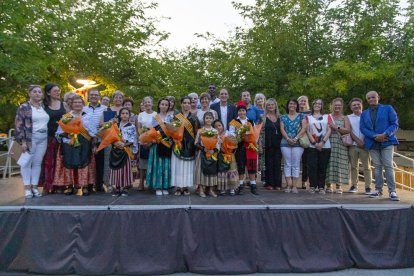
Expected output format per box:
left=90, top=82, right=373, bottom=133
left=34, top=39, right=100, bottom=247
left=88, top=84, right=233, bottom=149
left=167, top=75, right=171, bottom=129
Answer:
left=193, top=112, right=219, bottom=197
left=214, top=120, right=239, bottom=196
left=109, top=108, right=138, bottom=196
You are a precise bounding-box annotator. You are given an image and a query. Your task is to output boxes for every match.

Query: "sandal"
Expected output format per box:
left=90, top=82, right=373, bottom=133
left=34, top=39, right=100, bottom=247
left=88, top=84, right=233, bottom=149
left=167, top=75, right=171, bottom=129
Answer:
left=174, top=188, right=182, bottom=196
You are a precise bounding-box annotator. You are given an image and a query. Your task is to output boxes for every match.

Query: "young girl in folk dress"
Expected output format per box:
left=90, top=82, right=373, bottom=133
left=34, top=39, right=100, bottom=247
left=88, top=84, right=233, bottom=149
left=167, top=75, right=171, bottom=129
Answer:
left=214, top=120, right=239, bottom=196
left=229, top=101, right=259, bottom=195
left=194, top=112, right=219, bottom=197
left=109, top=108, right=138, bottom=196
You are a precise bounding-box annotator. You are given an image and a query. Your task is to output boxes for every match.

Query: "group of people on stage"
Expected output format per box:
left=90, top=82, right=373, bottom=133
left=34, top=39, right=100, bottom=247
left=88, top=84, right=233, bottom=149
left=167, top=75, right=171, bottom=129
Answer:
left=14, top=83, right=400, bottom=201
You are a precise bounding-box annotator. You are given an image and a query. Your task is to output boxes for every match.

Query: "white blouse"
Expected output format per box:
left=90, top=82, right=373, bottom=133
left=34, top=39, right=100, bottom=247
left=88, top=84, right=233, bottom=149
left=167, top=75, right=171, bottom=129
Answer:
left=32, top=106, right=49, bottom=133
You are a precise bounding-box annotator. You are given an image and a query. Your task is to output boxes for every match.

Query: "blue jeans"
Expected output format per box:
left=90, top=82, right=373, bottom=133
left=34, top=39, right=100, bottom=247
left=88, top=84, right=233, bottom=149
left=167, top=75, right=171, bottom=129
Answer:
left=369, top=146, right=396, bottom=193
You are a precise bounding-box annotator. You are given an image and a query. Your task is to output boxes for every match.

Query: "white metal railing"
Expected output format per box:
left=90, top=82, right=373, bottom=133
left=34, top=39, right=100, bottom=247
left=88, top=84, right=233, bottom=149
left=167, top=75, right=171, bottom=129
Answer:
left=357, top=151, right=414, bottom=192
left=0, top=129, right=19, bottom=179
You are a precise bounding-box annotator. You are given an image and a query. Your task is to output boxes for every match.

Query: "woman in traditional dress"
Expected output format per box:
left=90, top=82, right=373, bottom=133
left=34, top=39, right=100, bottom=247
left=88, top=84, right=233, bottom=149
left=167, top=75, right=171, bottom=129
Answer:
left=146, top=98, right=173, bottom=196
left=101, top=90, right=124, bottom=192
left=214, top=120, right=239, bottom=196
left=306, top=99, right=332, bottom=194
left=39, top=83, right=67, bottom=194
left=326, top=98, right=351, bottom=194
left=229, top=100, right=259, bottom=195
left=259, top=98, right=282, bottom=190
left=171, top=96, right=199, bottom=195
left=196, top=92, right=218, bottom=127
left=194, top=112, right=219, bottom=197
left=137, top=96, right=157, bottom=191
left=54, top=95, right=96, bottom=196
left=15, top=85, right=49, bottom=198
left=280, top=99, right=307, bottom=193
left=109, top=108, right=138, bottom=196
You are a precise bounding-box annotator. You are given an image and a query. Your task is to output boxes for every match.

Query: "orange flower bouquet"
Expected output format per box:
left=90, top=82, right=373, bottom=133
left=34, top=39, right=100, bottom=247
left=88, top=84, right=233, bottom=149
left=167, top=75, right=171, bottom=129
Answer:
left=243, top=123, right=263, bottom=152
left=96, top=122, right=134, bottom=159
left=57, top=116, right=83, bottom=147
left=139, top=127, right=162, bottom=144
left=165, top=119, right=184, bottom=155
left=200, top=129, right=218, bottom=160
left=221, top=135, right=238, bottom=164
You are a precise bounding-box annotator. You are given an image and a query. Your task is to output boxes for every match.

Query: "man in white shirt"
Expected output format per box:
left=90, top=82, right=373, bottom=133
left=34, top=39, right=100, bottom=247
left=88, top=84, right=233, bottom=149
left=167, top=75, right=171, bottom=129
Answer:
left=210, top=88, right=237, bottom=130
left=83, top=89, right=107, bottom=192
left=347, top=98, right=372, bottom=194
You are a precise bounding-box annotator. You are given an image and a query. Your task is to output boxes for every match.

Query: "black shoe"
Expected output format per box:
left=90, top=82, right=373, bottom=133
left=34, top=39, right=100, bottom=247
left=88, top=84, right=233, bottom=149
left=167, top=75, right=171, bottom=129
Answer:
left=365, top=187, right=372, bottom=195
left=348, top=186, right=357, bottom=193
left=250, top=185, right=259, bottom=195
left=236, top=186, right=244, bottom=195
left=95, top=186, right=105, bottom=193
left=121, top=189, right=128, bottom=197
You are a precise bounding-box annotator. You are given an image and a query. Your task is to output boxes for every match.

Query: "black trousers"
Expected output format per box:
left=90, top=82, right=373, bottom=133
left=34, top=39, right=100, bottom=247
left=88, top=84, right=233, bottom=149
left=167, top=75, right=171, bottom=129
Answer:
left=95, top=145, right=105, bottom=190
left=307, top=148, right=331, bottom=189
left=301, top=148, right=309, bottom=182
left=264, top=146, right=282, bottom=188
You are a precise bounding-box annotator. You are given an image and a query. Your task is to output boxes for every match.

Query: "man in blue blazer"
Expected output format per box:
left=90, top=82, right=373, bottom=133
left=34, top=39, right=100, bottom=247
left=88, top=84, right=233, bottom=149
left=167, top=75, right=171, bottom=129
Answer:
left=360, top=91, right=400, bottom=201
left=210, top=88, right=237, bottom=130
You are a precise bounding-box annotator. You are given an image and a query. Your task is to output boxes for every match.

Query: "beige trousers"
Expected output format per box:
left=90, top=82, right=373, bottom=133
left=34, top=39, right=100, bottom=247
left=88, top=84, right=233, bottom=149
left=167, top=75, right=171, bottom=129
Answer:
left=348, top=146, right=372, bottom=188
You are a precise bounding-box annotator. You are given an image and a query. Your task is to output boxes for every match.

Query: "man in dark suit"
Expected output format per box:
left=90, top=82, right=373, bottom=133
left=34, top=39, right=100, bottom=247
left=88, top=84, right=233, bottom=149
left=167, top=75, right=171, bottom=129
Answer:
left=360, top=91, right=400, bottom=201
left=210, top=88, right=237, bottom=130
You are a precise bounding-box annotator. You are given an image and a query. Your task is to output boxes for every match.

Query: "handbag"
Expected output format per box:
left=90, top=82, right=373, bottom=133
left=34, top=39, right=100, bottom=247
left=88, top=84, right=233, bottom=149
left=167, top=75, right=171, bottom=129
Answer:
left=299, top=135, right=310, bottom=148
left=341, top=134, right=353, bottom=146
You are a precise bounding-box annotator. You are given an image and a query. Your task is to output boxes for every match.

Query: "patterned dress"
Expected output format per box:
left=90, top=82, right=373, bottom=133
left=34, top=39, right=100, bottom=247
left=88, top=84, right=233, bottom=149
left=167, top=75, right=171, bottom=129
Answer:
left=193, top=127, right=219, bottom=187
left=327, top=116, right=350, bottom=185
left=109, top=122, right=138, bottom=189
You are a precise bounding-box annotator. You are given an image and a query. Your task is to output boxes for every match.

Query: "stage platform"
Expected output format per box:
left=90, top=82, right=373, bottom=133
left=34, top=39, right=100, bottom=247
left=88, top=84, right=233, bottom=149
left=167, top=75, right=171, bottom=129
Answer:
left=1, top=178, right=414, bottom=275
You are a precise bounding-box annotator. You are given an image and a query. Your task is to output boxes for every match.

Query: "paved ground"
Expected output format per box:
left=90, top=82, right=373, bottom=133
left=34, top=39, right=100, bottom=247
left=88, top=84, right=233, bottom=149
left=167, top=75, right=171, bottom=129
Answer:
left=1, top=176, right=413, bottom=209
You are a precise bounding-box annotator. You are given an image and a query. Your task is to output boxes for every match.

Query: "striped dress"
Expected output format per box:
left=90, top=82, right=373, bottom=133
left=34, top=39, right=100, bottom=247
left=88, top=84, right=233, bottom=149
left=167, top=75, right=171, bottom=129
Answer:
left=109, top=123, right=138, bottom=189
left=327, top=117, right=350, bottom=185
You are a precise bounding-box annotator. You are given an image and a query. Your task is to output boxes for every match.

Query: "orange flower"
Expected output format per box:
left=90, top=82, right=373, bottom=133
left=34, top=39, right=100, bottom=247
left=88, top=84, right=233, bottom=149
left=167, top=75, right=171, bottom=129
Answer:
left=57, top=117, right=83, bottom=147
left=139, top=127, right=162, bottom=144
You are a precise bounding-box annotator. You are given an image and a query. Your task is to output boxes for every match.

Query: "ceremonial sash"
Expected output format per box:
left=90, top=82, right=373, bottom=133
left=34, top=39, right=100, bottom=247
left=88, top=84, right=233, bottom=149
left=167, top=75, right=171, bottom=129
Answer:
left=229, top=119, right=242, bottom=129
left=155, top=115, right=172, bottom=148
left=176, top=113, right=195, bottom=139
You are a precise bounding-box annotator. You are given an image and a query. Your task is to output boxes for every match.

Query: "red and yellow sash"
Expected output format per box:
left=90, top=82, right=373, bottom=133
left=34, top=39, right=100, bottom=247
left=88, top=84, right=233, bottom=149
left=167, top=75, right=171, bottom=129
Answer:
left=176, top=113, right=195, bottom=139
left=155, top=115, right=172, bottom=148
left=229, top=119, right=242, bottom=129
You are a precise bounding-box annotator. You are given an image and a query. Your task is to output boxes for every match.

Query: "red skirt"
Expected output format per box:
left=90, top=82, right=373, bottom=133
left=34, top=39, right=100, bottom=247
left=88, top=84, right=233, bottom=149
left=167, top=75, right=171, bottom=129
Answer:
left=38, top=137, right=59, bottom=191
left=53, top=145, right=96, bottom=189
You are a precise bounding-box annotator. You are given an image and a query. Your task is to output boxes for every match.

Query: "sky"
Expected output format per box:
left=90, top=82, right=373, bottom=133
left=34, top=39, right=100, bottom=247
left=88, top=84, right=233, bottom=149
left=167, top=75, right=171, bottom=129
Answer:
left=143, top=0, right=256, bottom=50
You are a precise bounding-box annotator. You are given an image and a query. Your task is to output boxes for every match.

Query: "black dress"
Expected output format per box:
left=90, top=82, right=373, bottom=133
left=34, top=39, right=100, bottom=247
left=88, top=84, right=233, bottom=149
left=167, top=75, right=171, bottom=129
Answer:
left=264, top=117, right=282, bottom=188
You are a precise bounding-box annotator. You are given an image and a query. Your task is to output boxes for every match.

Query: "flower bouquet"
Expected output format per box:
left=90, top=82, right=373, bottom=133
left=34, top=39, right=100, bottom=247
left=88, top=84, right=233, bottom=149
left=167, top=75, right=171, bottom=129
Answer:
left=236, top=124, right=250, bottom=143
left=243, top=123, right=263, bottom=152
left=57, top=116, right=83, bottom=147
left=165, top=119, right=184, bottom=155
left=96, top=121, right=134, bottom=159
left=221, top=135, right=238, bottom=164
left=200, top=129, right=218, bottom=160
left=139, top=127, right=162, bottom=144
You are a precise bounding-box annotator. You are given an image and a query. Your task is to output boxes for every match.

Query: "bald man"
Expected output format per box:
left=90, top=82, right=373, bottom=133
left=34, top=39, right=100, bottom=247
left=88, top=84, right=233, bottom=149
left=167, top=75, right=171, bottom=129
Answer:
left=360, top=91, right=399, bottom=201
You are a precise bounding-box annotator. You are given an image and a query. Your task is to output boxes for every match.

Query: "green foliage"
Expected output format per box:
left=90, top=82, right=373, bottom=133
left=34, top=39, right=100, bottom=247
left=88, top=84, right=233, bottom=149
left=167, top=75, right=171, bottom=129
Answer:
left=1, top=0, right=414, bottom=131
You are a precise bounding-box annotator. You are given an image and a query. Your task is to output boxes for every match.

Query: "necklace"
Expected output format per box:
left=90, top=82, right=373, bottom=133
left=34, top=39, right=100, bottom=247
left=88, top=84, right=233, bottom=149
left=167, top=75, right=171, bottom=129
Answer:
left=29, top=100, right=41, bottom=109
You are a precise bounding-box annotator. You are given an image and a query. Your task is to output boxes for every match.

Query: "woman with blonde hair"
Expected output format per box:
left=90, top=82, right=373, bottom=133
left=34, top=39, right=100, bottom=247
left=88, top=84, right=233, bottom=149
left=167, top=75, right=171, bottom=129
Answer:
left=298, top=95, right=311, bottom=189
left=259, top=98, right=283, bottom=190
left=15, top=85, right=50, bottom=198
left=254, top=93, right=266, bottom=118
left=326, top=98, right=351, bottom=194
